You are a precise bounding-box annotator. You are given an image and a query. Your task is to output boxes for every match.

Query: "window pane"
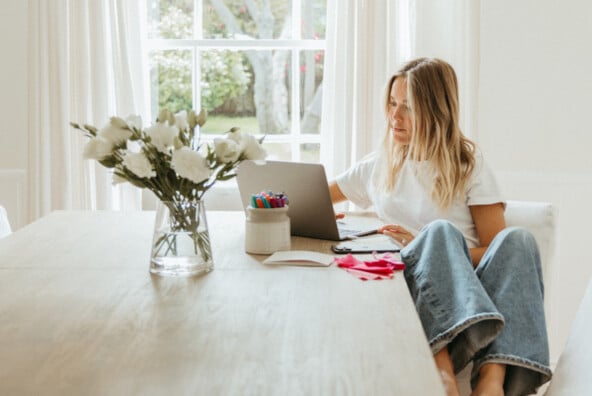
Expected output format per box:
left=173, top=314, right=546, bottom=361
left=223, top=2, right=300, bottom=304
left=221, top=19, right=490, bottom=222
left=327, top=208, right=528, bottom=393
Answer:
left=201, top=49, right=291, bottom=136
left=299, top=50, right=323, bottom=134
left=302, top=0, right=327, bottom=39
left=301, top=143, right=320, bottom=163
left=199, top=50, right=253, bottom=133
left=201, top=115, right=256, bottom=135
left=149, top=49, right=193, bottom=116
left=257, top=143, right=319, bottom=163
left=147, top=0, right=194, bottom=39
left=262, top=142, right=291, bottom=161
left=203, top=0, right=292, bottom=39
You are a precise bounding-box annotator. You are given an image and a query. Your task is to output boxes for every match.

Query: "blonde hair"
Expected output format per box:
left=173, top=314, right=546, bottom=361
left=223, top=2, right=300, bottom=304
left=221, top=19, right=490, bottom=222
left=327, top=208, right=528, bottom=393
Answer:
left=377, top=57, right=476, bottom=209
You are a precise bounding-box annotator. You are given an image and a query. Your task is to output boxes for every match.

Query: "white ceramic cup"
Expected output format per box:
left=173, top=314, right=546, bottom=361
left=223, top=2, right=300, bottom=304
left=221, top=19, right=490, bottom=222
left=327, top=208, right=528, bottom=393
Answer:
left=244, top=206, right=291, bottom=254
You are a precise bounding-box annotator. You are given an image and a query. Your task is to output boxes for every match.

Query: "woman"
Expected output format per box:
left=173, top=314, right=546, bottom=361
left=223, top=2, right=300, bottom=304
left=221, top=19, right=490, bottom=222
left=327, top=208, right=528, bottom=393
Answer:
left=329, top=58, right=551, bottom=396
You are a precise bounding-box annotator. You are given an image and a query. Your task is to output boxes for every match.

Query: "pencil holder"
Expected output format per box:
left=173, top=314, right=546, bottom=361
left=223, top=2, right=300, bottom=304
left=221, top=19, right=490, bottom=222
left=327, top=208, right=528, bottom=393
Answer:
left=245, top=206, right=291, bottom=254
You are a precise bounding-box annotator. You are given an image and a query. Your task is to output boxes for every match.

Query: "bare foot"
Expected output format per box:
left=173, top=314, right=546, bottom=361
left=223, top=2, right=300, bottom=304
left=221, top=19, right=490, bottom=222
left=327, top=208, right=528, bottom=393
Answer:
left=440, top=369, right=461, bottom=396
left=471, top=363, right=505, bottom=396
left=434, top=348, right=460, bottom=396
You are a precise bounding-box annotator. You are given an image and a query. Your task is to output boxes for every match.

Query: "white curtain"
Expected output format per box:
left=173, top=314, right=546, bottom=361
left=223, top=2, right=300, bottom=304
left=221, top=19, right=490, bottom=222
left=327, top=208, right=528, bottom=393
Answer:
left=320, top=0, right=401, bottom=179
left=321, top=0, right=481, bottom=179
left=27, top=0, right=148, bottom=223
left=409, top=0, right=481, bottom=141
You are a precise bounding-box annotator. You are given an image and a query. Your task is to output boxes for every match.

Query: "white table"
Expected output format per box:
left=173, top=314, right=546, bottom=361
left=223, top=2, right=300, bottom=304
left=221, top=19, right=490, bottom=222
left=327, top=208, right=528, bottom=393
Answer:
left=0, top=210, right=445, bottom=395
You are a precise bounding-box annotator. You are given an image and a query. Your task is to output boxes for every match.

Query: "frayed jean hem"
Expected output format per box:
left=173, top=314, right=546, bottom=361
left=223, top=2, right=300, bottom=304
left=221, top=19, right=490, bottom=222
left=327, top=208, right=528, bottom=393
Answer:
left=429, top=312, right=505, bottom=364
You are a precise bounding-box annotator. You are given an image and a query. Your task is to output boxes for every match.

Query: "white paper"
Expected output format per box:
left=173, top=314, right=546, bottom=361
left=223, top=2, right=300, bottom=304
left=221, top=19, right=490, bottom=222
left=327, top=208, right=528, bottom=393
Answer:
left=263, top=250, right=334, bottom=267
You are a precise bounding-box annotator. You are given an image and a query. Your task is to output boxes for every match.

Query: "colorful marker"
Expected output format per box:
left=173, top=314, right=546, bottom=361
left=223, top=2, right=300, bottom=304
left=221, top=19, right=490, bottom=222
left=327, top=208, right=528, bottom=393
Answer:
left=250, top=191, right=289, bottom=208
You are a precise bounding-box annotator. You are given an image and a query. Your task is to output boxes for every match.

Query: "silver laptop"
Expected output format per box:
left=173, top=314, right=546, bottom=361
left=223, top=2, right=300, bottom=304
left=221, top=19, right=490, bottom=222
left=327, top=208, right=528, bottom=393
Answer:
left=236, top=160, right=380, bottom=241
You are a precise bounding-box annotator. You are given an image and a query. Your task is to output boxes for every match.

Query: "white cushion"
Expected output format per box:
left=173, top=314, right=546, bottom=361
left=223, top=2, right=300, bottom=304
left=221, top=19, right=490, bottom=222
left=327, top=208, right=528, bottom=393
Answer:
left=505, top=200, right=556, bottom=281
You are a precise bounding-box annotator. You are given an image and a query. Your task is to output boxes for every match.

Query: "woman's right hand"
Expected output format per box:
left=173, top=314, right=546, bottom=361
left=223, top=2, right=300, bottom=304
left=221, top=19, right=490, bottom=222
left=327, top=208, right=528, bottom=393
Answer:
left=378, top=224, right=414, bottom=247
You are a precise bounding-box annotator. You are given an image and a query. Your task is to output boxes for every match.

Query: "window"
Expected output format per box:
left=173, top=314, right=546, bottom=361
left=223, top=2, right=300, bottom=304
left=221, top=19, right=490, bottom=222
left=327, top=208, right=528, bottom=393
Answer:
left=146, top=0, right=327, bottom=163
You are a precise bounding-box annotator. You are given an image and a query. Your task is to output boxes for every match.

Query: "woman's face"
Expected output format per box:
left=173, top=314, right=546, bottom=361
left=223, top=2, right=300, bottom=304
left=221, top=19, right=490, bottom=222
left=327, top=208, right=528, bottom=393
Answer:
left=388, top=77, right=412, bottom=145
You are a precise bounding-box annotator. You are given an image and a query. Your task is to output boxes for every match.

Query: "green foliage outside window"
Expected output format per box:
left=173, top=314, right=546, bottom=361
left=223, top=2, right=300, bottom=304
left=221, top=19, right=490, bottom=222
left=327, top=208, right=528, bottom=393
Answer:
left=149, top=1, right=252, bottom=114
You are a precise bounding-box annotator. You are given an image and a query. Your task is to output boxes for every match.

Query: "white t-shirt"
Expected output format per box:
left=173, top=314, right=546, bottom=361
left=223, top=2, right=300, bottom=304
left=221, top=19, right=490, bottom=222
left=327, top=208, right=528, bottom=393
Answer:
left=334, top=153, right=504, bottom=248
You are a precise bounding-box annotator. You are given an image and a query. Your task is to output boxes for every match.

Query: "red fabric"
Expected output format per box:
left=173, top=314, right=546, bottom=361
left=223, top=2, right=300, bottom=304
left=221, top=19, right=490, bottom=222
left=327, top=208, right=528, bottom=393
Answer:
left=335, top=253, right=405, bottom=281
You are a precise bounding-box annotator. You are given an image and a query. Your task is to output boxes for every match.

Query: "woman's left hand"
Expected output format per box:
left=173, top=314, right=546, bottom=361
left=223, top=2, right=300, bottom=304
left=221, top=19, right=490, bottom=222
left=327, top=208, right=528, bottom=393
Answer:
left=378, top=224, right=414, bottom=247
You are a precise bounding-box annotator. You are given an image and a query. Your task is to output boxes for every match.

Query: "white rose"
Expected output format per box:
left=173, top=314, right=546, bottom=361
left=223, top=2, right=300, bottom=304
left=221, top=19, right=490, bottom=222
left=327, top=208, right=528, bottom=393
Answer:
left=227, top=128, right=243, bottom=144
left=83, top=137, right=114, bottom=160
left=110, top=116, right=128, bottom=128
left=213, top=138, right=241, bottom=163
left=145, top=123, right=178, bottom=154
left=175, top=110, right=189, bottom=131
left=241, top=134, right=267, bottom=160
left=122, top=152, right=156, bottom=179
left=171, top=147, right=211, bottom=184
left=225, top=128, right=266, bottom=160
left=98, top=121, right=132, bottom=145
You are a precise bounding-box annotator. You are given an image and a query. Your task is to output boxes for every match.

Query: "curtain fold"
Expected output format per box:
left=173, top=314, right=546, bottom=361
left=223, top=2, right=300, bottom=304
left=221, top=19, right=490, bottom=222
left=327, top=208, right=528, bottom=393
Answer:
left=321, top=0, right=403, bottom=179
left=321, top=0, right=481, bottom=179
left=27, top=0, right=147, bottom=223
left=410, top=0, right=481, bottom=140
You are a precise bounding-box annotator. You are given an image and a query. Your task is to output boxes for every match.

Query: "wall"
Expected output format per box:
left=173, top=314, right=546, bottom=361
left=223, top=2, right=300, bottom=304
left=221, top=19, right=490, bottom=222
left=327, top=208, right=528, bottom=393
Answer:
left=478, top=0, right=592, bottom=363
left=0, top=0, right=28, bottom=230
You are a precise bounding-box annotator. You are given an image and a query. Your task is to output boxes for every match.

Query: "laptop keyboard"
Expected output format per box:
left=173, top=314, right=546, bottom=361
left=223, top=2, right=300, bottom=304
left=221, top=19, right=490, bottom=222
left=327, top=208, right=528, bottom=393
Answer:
left=338, top=226, right=363, bottom=238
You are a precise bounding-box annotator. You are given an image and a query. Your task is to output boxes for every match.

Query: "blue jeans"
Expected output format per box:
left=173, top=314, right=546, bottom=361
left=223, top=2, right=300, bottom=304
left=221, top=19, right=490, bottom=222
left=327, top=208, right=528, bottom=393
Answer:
left=400, top=220, right=552, bottom=395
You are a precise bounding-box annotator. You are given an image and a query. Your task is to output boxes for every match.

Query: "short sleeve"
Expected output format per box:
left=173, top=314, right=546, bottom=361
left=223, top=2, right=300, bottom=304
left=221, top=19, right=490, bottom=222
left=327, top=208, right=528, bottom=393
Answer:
left=333, top=154, right=376, bottom=209
left=466, top=153, right=504, bottom=206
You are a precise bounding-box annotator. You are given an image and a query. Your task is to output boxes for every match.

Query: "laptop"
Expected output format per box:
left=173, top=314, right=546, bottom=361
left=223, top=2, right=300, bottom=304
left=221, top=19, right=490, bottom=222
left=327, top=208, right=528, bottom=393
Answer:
left=236, top=160, right=382, bottom=241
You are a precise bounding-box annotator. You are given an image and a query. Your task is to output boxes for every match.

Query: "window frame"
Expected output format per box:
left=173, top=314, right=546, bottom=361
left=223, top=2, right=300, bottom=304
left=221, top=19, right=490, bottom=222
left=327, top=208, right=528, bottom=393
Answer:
left=145, top=0, right=327, bottom=162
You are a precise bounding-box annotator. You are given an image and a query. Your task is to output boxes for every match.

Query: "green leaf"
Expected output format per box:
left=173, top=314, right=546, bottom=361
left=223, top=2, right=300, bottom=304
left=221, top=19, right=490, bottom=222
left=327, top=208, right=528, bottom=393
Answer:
left=99, top=156, right=119, bottom=168
left=83, top=124, right=98, bottom=135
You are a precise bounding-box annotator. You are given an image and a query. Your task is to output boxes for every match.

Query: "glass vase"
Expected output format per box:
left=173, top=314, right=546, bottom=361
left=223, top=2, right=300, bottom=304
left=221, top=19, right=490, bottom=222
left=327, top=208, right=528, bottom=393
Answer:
left=150, top=199, right=213, bottom=277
